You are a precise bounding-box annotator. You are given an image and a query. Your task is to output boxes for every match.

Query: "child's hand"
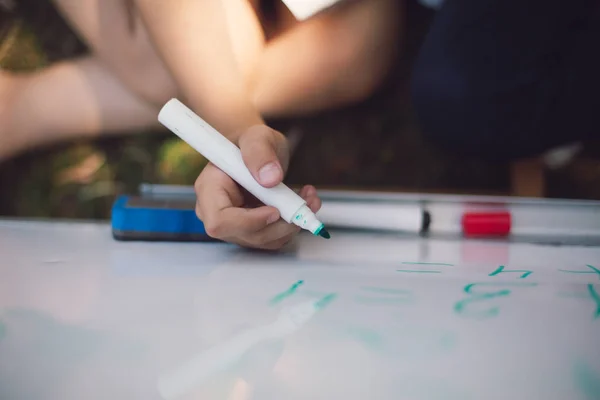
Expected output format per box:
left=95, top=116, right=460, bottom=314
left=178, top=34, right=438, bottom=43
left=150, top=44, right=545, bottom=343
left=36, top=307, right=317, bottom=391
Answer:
left=194, top=125, right=321, bottom=249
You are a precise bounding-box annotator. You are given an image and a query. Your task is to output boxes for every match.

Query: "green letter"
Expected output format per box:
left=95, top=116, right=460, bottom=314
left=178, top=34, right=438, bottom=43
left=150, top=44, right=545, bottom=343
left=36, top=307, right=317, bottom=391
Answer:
left=489, top=265, right=533, bottom=279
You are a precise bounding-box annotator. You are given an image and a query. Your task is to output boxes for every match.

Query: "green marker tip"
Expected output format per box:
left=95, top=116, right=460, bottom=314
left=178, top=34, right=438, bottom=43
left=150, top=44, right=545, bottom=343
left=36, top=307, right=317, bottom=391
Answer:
left=317, top=227, right=331, bottom=239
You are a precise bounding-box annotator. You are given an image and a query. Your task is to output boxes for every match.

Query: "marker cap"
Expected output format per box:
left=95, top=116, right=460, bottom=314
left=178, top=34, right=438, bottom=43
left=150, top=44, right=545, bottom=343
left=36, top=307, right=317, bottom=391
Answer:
left=462, top=211, right=511, bottom=237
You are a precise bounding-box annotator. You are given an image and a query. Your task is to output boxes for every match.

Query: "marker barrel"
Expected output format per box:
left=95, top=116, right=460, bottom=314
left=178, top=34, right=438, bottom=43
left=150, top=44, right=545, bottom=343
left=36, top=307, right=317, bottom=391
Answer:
left=158, top=99, right=325, bottom=235
left=317, top=201, right=427, bottom=233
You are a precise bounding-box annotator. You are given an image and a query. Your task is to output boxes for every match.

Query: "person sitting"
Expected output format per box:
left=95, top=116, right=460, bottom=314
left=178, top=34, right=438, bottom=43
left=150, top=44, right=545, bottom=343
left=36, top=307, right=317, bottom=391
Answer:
left=0, top=0, right=400, bottom=161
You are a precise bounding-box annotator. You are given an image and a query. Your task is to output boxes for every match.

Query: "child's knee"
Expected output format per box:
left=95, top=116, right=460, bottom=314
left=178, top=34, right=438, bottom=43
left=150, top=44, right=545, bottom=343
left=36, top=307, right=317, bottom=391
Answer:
left=335, top=42, right=391, bottom=102
left=332, top=32, right=398, bottom=103
left=120, top=60, right=178, bottom=107
left=321, top=0, right=399, bottom=103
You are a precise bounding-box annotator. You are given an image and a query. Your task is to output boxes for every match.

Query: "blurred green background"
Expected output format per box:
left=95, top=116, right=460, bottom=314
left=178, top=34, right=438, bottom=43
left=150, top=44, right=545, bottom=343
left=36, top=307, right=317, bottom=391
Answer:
left=1, top=0, right=599, bottom=221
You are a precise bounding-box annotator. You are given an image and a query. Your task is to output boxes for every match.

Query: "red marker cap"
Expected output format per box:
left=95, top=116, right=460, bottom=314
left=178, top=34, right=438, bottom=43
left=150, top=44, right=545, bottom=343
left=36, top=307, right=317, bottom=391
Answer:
left=462, top=211, right=511, bottom=237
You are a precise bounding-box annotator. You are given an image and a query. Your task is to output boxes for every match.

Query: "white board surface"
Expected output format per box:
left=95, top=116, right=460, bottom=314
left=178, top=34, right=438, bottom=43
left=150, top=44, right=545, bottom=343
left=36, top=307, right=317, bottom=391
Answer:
left=0, top=219, right=599, bottom=400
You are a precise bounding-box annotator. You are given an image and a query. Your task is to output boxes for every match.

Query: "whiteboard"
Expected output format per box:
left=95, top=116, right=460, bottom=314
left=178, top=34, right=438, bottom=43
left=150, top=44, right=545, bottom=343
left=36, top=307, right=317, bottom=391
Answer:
left=0, top=220, right=599, bottom=400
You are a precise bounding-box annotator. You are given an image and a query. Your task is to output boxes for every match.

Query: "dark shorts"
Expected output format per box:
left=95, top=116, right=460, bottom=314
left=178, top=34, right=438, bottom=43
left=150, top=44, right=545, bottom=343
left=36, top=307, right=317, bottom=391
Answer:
left=411, top=0, right=600, bottom=160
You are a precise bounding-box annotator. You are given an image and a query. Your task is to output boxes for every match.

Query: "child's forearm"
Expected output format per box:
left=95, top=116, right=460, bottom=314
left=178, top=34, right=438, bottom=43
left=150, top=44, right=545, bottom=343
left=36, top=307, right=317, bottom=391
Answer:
left=134, top=0, right=263, bottom=140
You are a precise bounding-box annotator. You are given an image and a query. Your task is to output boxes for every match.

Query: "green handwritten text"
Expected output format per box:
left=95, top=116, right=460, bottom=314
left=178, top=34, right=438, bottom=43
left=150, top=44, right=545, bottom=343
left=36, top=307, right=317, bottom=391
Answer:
left=397, top=270, right=441, bottom=274
left=346, top=326, right=384, bottom=349
left=588, top=284, right=600, bottom=319
left=573, top=361, right=600, bottom=400
left=489, top=265, right=532, bottom=279
left=269, top=280, right=304, bottom=305
left=402, top=262, right=454, bottom=266
left=315, top=293, right=337, bottom=310
left=556, top=284, right=600, bottom=320
left=454, top=282, right=537, bottom=319
left=355, top=286, right=414, bottom=305
left=559, top=265, right=600, bottom=281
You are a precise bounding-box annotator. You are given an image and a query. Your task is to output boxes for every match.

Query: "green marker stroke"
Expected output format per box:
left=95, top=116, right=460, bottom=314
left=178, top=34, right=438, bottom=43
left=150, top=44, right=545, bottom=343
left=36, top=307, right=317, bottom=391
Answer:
left=587, top=284, right=600, bottom=319
left=269, top=280, right=304, bottom=305
left=346, top=326, right=384, bottom=349
left=361, top=286, right=412, bottom=295
left=453, top=282, right=537, bottom=319
left=402, top=262, right=454, bottom=267
left=397, top=269, right=441, bottom=274
left=573, top=361, right=600, bottom=400
left=488, top=265, right=533, bottom=279
left=315, top=293, right=337, bottom=310
left=355, top=286, right=414, bottom=305
left=559, top=265, right=600, bottom=281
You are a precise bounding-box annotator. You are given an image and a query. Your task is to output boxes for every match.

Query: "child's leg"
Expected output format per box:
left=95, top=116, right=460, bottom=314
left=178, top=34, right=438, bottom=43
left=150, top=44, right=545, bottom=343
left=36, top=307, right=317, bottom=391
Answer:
left=0, top=57, right=160, bottom=161
left=222, top=0, right=266, bottom=91
left=0, top=0, right=179, bottom=160
left=0, top=0, right=272, bottom=160
left=1, top=0, right=400, bottom=160
left=249, top=0, right=401, bottom=118
left=49, top=0, right=178, bottom=107
left=53, top=0, right=268, bottom=109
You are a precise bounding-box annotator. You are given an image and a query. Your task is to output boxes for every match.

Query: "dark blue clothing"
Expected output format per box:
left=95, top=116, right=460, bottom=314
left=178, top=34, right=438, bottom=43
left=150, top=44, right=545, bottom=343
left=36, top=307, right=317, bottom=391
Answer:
left=411, top=0, right=600, bottom=160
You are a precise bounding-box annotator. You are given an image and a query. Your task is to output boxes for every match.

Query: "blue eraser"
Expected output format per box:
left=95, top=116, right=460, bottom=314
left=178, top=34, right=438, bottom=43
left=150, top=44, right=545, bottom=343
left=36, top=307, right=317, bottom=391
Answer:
left=111, top=195, right=216, bottom=242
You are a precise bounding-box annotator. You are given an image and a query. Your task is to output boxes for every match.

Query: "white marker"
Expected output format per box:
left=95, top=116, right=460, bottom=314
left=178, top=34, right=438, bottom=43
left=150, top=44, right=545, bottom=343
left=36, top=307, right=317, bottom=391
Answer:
left=317, top=201, right=430, bottom=234
left=158, top=99, right=330, bottom=239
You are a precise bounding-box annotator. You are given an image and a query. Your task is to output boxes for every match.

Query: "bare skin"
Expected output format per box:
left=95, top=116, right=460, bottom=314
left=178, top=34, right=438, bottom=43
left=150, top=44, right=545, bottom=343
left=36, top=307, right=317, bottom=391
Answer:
left=0, top=0, right=401, bottom=248
left=1, top=0, right=400, bottom=159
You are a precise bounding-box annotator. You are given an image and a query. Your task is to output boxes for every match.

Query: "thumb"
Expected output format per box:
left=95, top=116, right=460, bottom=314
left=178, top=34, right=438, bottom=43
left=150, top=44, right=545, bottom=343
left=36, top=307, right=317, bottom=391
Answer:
left=239, top=125, right=285, bottom=188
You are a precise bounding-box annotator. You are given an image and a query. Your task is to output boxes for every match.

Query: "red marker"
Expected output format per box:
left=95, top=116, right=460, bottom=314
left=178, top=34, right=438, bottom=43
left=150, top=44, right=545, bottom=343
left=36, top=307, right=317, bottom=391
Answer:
left=462, top=211, right=511, bottom=237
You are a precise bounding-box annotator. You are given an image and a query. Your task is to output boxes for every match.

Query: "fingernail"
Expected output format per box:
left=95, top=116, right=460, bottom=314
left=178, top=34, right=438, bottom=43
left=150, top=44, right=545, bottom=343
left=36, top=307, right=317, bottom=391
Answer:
left=267, top=212, right=280, bottom=225
left=258, top=162, right=281, bottom=185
